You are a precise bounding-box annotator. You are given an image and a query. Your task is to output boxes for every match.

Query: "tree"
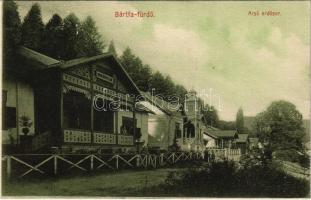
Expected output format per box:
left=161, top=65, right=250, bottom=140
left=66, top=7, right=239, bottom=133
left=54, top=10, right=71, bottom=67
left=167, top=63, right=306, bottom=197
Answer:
left=218, top=120, right=236, bottom=130
left=41, top=14, right=63, bottom=59
left=21, top=3, right=44, bottom=51
left=254, top=100, right=305, bottom=152
left=236, top=108, right=244, bottom=133
left=149, top=71, right=166, bottom=96
left=173, top=84, right=187, bottom=105
left=78, top=16, right=105, bottom=57
left=120, top=47, right=152, bottom=92
left=3, top=0, right=21, bottom=65
left=202, top=105, right=219, bottom=127
left=108, top=40, right=117, bottom=56
left=61, top=13, right=81, bottom=60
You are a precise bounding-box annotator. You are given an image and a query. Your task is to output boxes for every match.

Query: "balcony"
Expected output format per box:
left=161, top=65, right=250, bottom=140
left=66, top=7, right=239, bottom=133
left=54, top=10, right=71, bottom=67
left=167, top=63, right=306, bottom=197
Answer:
left=63, top=129, right=91, bottom=143
left=118, top=135, right=134, bottom=145
left=94, top=132, right=116, bottom=145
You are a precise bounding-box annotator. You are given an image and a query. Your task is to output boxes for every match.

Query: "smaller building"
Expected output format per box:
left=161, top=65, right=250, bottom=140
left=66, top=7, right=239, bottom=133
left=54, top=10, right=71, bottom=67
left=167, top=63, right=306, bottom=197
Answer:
left=140, top=92, right=184, bottom=151
left=236, top=134, right=249, bottom=154
left=204, top=130, right=238, bottom=149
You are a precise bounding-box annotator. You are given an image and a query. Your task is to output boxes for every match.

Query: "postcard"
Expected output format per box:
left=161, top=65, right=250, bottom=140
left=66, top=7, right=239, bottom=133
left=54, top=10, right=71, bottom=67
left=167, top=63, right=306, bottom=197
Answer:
left=1, top=0, right=310, bottom=198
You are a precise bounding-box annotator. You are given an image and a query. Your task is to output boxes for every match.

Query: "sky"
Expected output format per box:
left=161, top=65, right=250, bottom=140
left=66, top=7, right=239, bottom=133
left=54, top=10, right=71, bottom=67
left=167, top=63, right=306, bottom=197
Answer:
left=16, top=1, right=310, bottom=121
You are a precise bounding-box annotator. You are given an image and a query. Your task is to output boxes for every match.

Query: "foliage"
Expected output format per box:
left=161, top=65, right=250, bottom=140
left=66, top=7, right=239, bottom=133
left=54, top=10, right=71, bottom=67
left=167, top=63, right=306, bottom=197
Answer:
left=19, top=115, right=33, bottom=128
left=218, top=120, right=236, bottom=130
left=254, top=100, right=305, bottom=152
left=78, top=16, right=105, bottom=57
left=61, top=13, right=81, bottom=60
left=236, top=107, right=244, bottom=133
left=202, top=105, right=219, bottom=127
left=163, top=160, right=309, bottom=197
left=119, top=47, right=188, bottom=101
left=108, top=40, right=117, bottom=56
left=168, top=136, right=181, bottom=152
left=21, top=3, right=44, bottom=51
left=274, top=149, right=310, bottom=168
left=3, top=0, right=22, bottom=65
left=41, top=14, right=64, bottom=59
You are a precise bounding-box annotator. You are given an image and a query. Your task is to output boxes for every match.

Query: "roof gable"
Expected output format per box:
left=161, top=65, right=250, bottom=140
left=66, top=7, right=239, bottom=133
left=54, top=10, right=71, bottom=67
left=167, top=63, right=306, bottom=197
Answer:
left=206, top=130, right=238, bottom=139
left=16, top=46, right=141, bottom=95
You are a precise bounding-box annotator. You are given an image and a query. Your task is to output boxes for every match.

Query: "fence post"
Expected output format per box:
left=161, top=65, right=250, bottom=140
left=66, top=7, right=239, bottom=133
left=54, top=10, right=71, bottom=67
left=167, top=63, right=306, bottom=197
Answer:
left=116, top=155, right=119, bottom=170
left=160, top=154, right=164, bottom=166
left=136, top=155, right=140, bottom=167
left=145, top=155, right=148, bottom=168
left=6, top=156, right=11, bottom=179
left=90, top=155, right=94, bottom=171
left=54, top=155, right=57, bottom=175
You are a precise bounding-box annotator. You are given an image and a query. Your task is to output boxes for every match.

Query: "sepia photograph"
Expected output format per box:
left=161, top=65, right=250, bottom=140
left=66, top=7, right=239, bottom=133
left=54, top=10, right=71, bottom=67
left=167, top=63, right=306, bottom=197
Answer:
left=1, top=0, right=310, bottom=198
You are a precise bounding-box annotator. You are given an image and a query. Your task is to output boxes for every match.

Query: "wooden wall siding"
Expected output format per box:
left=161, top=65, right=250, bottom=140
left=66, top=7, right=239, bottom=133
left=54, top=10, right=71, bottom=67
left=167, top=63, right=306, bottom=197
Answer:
left=63, top=73, right=91, bottom=89
left=94, top=65, right=116, bottom=89
left=68, top=66, right=91, bottom=80
left=63, top=129, right=91, bottom=143
left=63, top=84, right=91, bottom=99
left=93, top=84, right=134, bottom=103
left=118, top=135, right=134, bottom=145
left=94, top=132, right=116, bottom=144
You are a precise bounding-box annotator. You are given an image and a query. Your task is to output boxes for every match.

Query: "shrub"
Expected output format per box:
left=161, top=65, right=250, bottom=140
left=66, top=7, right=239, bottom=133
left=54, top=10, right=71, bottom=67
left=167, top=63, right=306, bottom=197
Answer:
left=163, top=160, right=310, bottom=197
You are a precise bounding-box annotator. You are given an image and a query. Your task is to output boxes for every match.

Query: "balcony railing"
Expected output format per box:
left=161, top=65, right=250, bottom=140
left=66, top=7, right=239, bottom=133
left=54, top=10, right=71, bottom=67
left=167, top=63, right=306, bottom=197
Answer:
left=118, top=135, right=134, bottom=145
left=63, top=129, right=91, bottom=143
left=63, top=129, right=133, bottom=145
left=94, top=132, right=116, bottom=145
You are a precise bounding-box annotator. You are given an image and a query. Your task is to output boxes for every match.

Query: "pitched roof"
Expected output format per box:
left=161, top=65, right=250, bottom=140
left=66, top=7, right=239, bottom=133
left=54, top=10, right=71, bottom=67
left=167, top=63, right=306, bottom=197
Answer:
left=135, top=102, right=156, bottom=114
left=248, top=137, right=259, bottom=143
left=205, top=130, right=237, bottom=139
left=17, top=46, right=61, bottom=68
left=141, top=92, right=181, bottom=115
left=16, top=46, right=141, bottom=95
left=236, top=134, right=249, bottom=143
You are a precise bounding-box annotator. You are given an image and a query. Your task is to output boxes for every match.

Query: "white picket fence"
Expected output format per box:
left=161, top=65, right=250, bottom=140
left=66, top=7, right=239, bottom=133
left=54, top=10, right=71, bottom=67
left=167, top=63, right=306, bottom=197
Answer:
left=206, top=148, right=241, bottom=161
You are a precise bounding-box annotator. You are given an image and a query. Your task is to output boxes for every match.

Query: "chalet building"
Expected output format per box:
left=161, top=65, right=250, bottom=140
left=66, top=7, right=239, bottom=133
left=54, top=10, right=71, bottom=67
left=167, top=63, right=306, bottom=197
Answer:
left=2, top=47, right=150, bottom=153
left=140, top=90, right=206, bottom=152
left=204, top=130, right=238, bottom=149
left=236, top=134, right=249, bottom=154
left=140, top=92, right=184, bottom=151
left=203, top=126, right=219, bottom=148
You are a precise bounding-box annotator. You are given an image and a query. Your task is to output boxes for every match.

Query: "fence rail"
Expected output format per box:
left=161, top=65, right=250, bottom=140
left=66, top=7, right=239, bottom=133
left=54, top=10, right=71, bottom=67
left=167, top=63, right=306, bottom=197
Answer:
left=2, top=151, right=205, bottom=179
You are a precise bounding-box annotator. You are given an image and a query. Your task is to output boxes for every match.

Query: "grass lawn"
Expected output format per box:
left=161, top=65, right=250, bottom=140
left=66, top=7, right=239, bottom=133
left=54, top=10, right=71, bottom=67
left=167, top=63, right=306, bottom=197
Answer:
left=2, top=167, right=185, bottom=197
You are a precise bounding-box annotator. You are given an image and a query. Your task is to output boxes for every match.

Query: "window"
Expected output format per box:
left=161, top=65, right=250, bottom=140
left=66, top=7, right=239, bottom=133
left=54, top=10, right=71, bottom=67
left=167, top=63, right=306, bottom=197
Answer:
left=2, top=90, right=16, bottom=130
left=63, top=91, right=91, bottom=130
left=3, top=107, right=16, bottom=130
left=120, top=117, right=136, bottom=135
left=185, top=123, right=195, bottom=138
left=175, top=122, right=182, bottom=138
left=93, top=99, right=114, bottom=132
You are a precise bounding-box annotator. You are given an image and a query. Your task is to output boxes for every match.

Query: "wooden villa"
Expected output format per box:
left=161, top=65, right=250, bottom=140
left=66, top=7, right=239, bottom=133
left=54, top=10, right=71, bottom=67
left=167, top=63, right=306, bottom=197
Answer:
left=2, top=46, right=150, bottom=154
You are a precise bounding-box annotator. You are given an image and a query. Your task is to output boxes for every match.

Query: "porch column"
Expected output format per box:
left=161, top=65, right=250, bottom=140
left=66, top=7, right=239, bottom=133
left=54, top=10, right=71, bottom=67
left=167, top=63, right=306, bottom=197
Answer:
left=133, top=99, right=137, bottom=150
left=90, top=67, right=94, bottom=144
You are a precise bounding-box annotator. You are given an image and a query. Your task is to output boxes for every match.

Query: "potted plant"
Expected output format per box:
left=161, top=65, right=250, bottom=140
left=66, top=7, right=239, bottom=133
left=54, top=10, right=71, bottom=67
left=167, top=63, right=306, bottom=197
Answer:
left=19, top=115, right=33, bottom=136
